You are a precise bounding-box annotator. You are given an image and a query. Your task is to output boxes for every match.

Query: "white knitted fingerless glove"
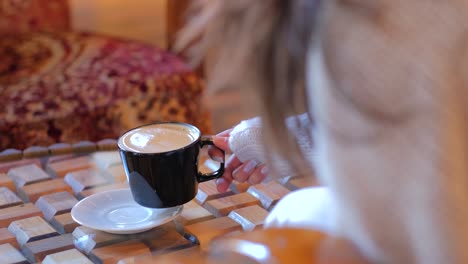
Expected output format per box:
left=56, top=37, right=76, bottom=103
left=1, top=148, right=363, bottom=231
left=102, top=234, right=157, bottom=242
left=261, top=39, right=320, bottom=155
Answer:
left=229, top=113, right=314, bottom=180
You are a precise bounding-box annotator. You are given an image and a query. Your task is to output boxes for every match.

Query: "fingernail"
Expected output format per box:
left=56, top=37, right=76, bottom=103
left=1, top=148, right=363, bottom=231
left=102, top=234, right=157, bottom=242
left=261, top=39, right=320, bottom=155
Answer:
left=243, top=160, right=258, bottom=173
left=216, top=178, right=225, bottom=185
left=216, top=178, right=228, bottom=192
left=214, top=136, right=228, bottom=144
left=261, top=166, right=269, bottom=176
left=232, top=167, right=240, bottom=177
left=213, top=155, right=223, bottom=163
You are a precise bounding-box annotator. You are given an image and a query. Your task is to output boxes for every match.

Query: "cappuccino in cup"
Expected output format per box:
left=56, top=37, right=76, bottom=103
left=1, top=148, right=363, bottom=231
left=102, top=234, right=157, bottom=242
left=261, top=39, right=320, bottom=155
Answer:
left=119, top=123, right=199, bottom=153
left=118, top=122, right=225, bottom=208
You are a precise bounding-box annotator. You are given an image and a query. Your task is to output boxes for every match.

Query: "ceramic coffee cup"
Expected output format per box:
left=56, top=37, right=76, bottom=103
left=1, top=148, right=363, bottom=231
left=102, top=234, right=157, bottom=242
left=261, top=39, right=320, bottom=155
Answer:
left=118, top=122, right=225, bottom=208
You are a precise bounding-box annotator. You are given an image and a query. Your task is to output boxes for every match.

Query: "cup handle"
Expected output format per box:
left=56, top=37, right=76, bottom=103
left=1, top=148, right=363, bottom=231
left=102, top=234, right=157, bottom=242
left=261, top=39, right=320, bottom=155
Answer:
left=197, top=136, right=225, bottom=182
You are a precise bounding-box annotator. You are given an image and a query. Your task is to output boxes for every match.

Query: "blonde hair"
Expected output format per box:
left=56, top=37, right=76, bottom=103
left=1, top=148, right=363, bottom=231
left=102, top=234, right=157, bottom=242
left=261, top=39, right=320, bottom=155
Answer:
left=177, top=0, right=322, bottom=177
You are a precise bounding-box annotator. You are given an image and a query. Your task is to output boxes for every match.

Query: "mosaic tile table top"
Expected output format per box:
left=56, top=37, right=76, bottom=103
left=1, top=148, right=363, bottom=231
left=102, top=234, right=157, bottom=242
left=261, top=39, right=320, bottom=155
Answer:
left=0, top=142, right=315, bottom=263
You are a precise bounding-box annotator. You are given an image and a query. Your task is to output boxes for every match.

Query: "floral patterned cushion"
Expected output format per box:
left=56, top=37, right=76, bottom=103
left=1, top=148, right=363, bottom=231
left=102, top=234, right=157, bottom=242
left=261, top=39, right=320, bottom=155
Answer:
left=0, top=31, right=211, bottom=150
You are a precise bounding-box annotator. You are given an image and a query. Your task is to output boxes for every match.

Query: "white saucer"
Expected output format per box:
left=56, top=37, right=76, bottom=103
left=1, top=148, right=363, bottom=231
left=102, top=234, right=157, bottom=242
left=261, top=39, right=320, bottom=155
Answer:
left=71, top=188, right=182, bottom=234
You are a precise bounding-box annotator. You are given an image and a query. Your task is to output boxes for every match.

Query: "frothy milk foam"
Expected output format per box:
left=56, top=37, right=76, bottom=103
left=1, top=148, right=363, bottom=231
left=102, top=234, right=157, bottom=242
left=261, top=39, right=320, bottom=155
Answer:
left=119, top=123, right=199, bottom=153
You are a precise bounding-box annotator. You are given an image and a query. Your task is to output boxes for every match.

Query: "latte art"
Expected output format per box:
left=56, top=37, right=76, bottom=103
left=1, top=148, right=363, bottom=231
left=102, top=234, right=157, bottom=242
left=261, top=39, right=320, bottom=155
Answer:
left=119, top=123, right=199, bottom=153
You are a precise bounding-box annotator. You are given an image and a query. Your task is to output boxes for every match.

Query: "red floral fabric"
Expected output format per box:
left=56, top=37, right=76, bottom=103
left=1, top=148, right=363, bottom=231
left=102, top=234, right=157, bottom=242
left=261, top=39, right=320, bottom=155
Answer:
left=0, top=0, right=70, bottom=34
left=0, top=32, right=211, bottom=150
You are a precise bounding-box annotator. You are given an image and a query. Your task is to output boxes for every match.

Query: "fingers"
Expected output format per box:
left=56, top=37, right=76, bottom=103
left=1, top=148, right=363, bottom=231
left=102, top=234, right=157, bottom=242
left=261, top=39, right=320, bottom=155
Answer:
left=216, top=128, right=232, bottom=137
left=212, top=135, right=231, bottom=152
left=216, top=154, right=241, bottom=192
left=232, top=163, right=269, bottom=185
left=213, top=128, right=232, bottom=152
left=232, top=160, right=258, bottom=182
left=208, top=129, right=233, bottom=163
left=211, top=128, right=270, bottom=192
left=247, top=165, right=269, bottom=185
left=215, top=177, right=231, bottom=193
left=216, top=157, right=270, bottom=192
left=207, top=147, right=224, bottom=163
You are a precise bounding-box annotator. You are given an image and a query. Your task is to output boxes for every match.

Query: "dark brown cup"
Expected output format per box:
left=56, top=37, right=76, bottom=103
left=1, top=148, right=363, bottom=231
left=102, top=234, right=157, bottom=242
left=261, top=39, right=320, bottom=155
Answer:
left=118, top=122, right=225, bottom=208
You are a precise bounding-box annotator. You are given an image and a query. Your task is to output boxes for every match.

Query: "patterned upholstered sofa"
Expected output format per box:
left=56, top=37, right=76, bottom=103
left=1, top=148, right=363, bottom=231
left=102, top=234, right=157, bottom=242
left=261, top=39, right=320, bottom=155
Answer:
left=0, top=0, right=211, bottom=150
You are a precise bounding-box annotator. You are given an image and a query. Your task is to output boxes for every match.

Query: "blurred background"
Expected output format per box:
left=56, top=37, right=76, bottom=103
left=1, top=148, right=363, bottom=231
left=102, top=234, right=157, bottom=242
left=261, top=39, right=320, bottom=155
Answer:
left=71, top=0, right=253, bottom=132
left=70, top=0, right=167, bottom=48
left=1, top=0, right=256, bottom=150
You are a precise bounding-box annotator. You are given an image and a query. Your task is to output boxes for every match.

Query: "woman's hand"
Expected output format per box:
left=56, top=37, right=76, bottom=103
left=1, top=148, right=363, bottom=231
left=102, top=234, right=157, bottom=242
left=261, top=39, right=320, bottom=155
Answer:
left=208, top=129, right=269, bottom=192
